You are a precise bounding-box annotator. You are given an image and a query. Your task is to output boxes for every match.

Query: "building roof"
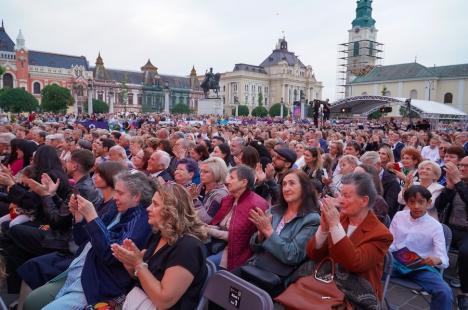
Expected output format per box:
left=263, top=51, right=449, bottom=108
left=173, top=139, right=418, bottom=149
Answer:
left=233, top=63, right=267, bottom=74
left=431, top=64, right=468, bottom=78
left=97, top=68, right=192, bottom=89
left=0, top=21, right=15, bottom=52
left=259, top=38, right=306, bottom=68
left=28, top=50, right=90, bottom=70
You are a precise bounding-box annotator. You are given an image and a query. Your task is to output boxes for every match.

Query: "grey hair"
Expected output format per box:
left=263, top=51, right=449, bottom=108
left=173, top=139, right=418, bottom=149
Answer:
left=155, top=150, right=171, bottom=169
left=339, top=154, right=360, bottom=167
left=360, top=151, right=380, bottom=166
left=110, top=145, right=127, bottom=159
left=232, top=137, right=246, bottom=146
left=230, top=165, right=255, bottom=190
left=202, top=157, right=228, bottom=184
left=341, top=172, right=377, bottom=208
left=114, top=171, right=155, bottom=206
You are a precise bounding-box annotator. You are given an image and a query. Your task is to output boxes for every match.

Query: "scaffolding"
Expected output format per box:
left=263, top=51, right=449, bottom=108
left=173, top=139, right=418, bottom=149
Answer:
left=335, top=39, right=384, bottom=100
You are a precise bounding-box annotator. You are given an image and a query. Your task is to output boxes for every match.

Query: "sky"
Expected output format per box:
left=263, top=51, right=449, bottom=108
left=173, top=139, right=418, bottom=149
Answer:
left=2, top=0, right=468, bottom=101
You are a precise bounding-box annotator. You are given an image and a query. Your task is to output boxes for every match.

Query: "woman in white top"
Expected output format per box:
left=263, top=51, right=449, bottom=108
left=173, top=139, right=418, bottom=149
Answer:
left=398, top=160, right=444, bottom=219
left=390, top=185, right=452, bottom=310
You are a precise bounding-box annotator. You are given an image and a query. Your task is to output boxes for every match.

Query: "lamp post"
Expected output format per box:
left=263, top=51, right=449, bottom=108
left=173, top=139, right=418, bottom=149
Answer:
left=405, top=98, right=413, bottom=129
left=426, top=80, right=435, bottom=101
left=280, top=97, right=284, bottom=118
left=87, top=79, right=93, bottom=115
left=164, top=81, right=170, bottom=114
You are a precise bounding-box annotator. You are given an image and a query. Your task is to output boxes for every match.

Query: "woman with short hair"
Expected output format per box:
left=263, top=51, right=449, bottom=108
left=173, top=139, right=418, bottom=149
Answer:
left=307, top=172, right=393, bottom=300
left=193, top=157, right=229, bottom=224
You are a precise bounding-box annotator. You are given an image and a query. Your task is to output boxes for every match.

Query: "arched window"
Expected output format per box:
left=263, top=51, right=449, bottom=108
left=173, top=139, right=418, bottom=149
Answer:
left=353, top=42, right=360, bottom=56
left=2, top=73, right=13, bottom=88
left=444, top=93, right=453, bottom=104
left=410, top=89, right=418, bottom=99
left=361, top=92, right=368, bottom=95
left=33, top=82, right=41, bottom=94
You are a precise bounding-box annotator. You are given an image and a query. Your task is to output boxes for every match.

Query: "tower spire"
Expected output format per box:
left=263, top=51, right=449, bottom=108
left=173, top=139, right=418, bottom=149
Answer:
left=352, top=0, right=376, bottom=28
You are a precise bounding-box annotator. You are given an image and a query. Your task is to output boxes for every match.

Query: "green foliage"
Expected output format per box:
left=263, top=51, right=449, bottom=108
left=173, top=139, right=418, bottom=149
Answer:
left=368, top=110, right=382, bottom=120
left=399, top=106, right=419, bottom=118
left=381, top=85, right=388, bottom=96
left=41, top=84, right=74, bottom=113
left=171, top=103, right=190, bottom=114
left=269, top=103, right=289, bottom=117
left=258, top=92, right=264, bottom=107
left=251, top=106, right=268, bottom=117
left=0, top=65, right=5, bottom=77
left=0, top=87, right=39, bottom=112
left=237, top=105, right=249, bottom=116
left=84, top=99, right=109, bottom=114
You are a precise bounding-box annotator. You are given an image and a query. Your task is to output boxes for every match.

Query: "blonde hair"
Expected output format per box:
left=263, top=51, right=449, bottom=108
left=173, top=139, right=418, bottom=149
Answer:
left=201, top=157, right=228, bottom=184
left=418, top=160, right=442, bottom=180
left=156, top=183, right=208, bottom=245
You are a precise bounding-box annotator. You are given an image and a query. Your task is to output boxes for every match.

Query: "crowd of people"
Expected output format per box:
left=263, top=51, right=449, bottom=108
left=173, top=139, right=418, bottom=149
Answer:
left=0, top=111, right=466, bottom=310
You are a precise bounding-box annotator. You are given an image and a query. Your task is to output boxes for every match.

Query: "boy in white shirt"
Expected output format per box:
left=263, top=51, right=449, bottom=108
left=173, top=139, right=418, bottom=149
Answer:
left=389, top=185, right=452, bottom=310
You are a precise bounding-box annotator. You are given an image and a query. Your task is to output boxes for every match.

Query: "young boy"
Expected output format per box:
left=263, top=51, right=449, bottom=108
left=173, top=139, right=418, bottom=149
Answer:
left=389, top=185, right=452, bottom=310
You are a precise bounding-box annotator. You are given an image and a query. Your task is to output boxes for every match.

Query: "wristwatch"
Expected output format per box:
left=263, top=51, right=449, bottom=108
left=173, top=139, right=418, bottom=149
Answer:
left=134, top=262, right=148, bottom=277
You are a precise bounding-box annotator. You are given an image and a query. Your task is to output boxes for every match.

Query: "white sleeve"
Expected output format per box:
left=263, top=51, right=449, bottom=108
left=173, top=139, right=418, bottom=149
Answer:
left=432, top=224, right=449, bottom=269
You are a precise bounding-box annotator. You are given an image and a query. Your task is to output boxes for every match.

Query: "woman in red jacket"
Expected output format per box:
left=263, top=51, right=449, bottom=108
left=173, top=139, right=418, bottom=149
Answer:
left=207, top=165, right=269, bottom=270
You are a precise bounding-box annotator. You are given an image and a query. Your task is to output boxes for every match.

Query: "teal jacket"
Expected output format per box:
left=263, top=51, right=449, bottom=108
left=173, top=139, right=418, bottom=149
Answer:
left=250, top=205, right=320, bottom=266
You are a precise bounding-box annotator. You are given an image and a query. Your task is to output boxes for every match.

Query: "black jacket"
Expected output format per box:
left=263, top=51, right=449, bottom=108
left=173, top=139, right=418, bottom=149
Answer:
left=381, top=169, right=401, bottom=218
left=435, top=181, right=468, bottom=225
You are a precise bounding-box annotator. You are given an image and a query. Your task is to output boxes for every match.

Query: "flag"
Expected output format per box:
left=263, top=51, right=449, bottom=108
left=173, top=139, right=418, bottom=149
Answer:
left=79, top=120, right=109, bottom=130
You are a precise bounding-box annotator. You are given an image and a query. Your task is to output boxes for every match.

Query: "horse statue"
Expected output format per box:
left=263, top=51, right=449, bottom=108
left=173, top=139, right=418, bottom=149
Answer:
left=200, top=68, right=220, bottom=98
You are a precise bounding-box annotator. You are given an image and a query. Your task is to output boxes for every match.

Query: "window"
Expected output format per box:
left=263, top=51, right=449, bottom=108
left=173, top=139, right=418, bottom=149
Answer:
left=138, top=95, right=142, bottom=105
left=369, top=41, right=374, bottom=56
left=128, top=93, right=134, bottom=105
left=353, top=41, right=360, bottom=57
left=444, top=93, right=453, bottom=104
left=252, top=85, right=255, bottom=92
left=33, top=82, right=41, bottom=94
left=265, top=97, right=268, bottom=106
left=98, top=93, right=103, bottom=101
left=410, top=89, right=418, bottom=99
left=223, top=85, right=226, bottom=92
left=245, top=96, right=248, bottom=104
left=3, top=73, right=13, bottom=88
left=245, top=84, right=248, bottom=91
left=233, top=84, right=237, bottom=92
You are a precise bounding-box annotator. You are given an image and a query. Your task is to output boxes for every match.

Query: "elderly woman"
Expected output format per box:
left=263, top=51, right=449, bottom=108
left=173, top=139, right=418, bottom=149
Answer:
left=389, top=146, right=423, bottom=184
left=398, top=160, right=444, bottom=219
left=174, top=158, right=199, bottom=187
left=112, top=182, right=208, bottom=310
left=193, top=157, right=229, bottom=224
left=307, top=173, right=393, bottom=300
left=24, top=172, right=153, bottom=310
left=207, top=165, right=269, bottom=271
left=131, top=149, right=151, bottom=173
left=238, top=170, right=320, bottom=296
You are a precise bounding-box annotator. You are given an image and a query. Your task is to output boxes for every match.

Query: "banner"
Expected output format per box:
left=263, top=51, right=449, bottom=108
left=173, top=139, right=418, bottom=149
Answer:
left=79, top=120, right=109, bottom=130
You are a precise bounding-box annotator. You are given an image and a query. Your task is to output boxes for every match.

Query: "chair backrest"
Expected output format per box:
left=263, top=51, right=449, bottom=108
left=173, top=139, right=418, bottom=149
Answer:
left=383, top=214, right=392, bottom=228
left=442, top=223, right=452, bottom=252
left=197, top=270, right=274, bottom=310
left=381, top=251, right=393, bottom=306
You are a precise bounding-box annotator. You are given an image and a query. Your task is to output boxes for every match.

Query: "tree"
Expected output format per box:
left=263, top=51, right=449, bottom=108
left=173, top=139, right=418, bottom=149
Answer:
left=269, top=103, right=289, bottom=117
left=41, top=84, right=74, bottom=113
left=368, top=110, right=382, bottom=120
left=381, top=85, right=389, bottom=96
left=237, top=105, right=249, bottom=116
left=251, top=106, right=268, bottom=117
left=171, top=103, right=190, bottom=114
left=84, top=99, right=109, bottom=114
left=258, top=92, right=264, bottom=107
left=0, top=65, right=5, bottom=91
left=0, top=87, right=39, bottom=112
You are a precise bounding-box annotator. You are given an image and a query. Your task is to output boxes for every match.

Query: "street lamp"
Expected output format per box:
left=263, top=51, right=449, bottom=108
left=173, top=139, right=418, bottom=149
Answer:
left=280, top=97, right=284, bottom=118
left=426, top=80, right=435, bottom=101
left=87, top=79, right=93, bottom=115
left=164, top=81, right=170, bottom=114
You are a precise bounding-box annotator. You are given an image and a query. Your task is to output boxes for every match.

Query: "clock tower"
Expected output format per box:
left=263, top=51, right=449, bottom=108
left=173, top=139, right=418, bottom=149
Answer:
left=338, top=0, right=383, bottom=97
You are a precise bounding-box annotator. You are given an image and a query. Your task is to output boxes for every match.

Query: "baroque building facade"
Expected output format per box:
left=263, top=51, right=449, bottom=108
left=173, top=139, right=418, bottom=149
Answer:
left=219, top=38, right=323, bottom=115
left=0, top=21, right=93, bottom=112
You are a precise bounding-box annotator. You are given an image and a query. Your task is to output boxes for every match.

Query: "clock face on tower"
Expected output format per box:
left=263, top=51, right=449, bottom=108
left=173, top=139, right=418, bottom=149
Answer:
left=355, top=28, right=360, bottom=33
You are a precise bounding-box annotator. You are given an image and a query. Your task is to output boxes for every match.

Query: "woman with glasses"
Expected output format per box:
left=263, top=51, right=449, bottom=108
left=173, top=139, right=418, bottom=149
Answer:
left=192, top=157, right=229, bottom=224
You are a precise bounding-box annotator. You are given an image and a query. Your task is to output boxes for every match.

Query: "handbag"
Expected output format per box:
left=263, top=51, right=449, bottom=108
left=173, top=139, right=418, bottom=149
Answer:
left=240, top=251, right=296, bottom=295
left=205, top=237, right=227, bottom=255
left=274, top=257, right=352, bottom=310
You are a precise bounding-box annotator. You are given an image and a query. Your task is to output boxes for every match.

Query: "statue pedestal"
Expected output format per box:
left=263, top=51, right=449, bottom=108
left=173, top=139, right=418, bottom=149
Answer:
left=198, top=98, right=223, bottom=116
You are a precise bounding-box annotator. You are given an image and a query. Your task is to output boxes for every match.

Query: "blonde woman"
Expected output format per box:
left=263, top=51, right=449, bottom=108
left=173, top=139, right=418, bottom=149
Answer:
left=112, top=183, right=208, bottom=310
